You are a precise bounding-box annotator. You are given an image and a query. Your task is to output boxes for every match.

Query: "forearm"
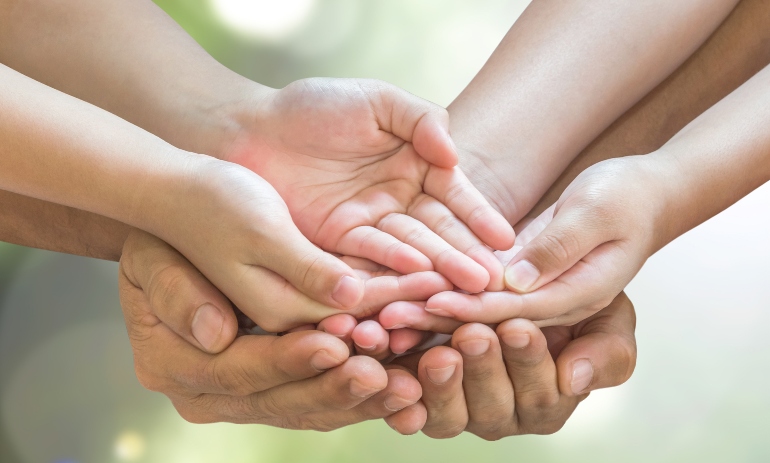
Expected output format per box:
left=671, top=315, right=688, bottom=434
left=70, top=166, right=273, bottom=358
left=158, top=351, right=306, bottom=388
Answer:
left=0, top=0, right=264, bottom=158
left=654, top=63, right=770, bottom=248
left=0, top=190, right=129, bottom=261
left=0, top=63, right=192, bottom=234
left=451, top=0, right=738, bottom=223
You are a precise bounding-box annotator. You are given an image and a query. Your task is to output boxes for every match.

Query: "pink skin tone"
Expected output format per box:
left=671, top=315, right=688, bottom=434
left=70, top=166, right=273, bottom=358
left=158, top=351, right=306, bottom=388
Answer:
left=225, top=79, right=513, bottom=295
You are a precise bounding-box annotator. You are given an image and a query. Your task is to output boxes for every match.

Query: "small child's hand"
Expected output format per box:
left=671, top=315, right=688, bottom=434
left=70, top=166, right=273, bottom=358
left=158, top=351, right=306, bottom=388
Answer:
left=225, top=78, right=515, bottom=293
left=419, top=155, right=666, bottom=326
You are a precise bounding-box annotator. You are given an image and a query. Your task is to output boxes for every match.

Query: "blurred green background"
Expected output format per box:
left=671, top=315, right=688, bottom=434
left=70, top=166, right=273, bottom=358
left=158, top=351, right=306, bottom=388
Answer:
left=2, top=1, right=770, bottom=462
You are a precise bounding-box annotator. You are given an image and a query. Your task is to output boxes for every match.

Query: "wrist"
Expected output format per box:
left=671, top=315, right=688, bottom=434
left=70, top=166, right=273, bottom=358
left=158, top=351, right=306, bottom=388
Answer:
left=169, top=79, right=275, bottom=162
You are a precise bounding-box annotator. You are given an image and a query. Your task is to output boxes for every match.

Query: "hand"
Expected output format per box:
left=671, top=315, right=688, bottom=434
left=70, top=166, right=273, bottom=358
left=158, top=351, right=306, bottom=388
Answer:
left=420, top=155, right=666, bottom=326
left=386, top=293, right=637, bottom=439
left=118, top=230, right=425, bottom=431
left=225, top=78, right=515, bottom=293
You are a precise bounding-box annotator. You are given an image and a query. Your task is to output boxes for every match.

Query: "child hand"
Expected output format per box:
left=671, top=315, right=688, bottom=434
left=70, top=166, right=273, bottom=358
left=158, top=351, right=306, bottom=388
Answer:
left=225, top=78, right=515, bottom=292
left=420, top=155, right=668, bottom=326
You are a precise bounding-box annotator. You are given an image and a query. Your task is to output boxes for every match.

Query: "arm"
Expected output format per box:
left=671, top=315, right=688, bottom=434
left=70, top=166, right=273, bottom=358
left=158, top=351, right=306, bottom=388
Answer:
left=449, top=0, right=739, bottom=223
left=0, top=189, right=129, bottom=261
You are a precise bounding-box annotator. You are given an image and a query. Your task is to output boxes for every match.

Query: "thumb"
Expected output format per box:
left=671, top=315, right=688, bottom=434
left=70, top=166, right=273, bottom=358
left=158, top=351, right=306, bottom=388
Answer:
left=504, top=205, right=609, bottom=293
left=264, top=227, right=365, bottom=311
left=554, top=292, right=637, bottom=396
left=365, top=80, right=458, bottom=169
left=120, top=231, right=238, bottom=354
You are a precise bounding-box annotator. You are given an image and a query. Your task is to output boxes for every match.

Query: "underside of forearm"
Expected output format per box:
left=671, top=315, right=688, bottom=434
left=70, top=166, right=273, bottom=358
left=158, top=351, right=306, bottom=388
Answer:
left=0, top=0, right=259, bottom=158
left=450, top=0, right=739, bottom=222
left=0, top=189, right=130, bottom=261
left=655, top=63, right=770, bottom=247
left=528, top=0, right=770, bottom=217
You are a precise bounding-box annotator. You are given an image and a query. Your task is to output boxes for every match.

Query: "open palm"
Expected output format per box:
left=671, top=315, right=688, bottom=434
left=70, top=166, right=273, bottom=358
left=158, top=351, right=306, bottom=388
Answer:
left=228, top=78, right=514, bottom=293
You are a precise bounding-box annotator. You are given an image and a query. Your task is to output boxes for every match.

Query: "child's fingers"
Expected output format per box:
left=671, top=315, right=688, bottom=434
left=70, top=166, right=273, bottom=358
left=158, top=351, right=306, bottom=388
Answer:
left=352, top=320, right=391, bottom=360
left=503, top=205, right=609, bottom=294
left=377, top=213, right=490, bottom=293
left=407, top=194, right=505, bottom=291
left=379, top=301, right=463, bottom=334
left=336, top=226, right=433, bottom=274
left=389, top=328, right=433, bottom=355
left=355, top=272, right=453, bottom=319
left=264, top=227, right=365, bottom=311
left=424, top=244, right=630, bottom=326
left=424, top=166, right=515, bottom=252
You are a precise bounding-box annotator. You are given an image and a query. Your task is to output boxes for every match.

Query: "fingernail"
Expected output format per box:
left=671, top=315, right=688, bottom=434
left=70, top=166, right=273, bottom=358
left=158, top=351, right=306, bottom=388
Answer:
left=458, top=339, right=490, bottom=357
left=310, top=350, right=343, bottom=371
left=505, top=260, right=540, bottom=292
left=191, top=304, right=224, bottom=351
left=502, top=331, right=530, bottom=349
left=424, top=306, right=454, bottom=318
left=350, top=379, right=380, bottom=398
left=384, top=394, right=413, bottom=412
left=426, top=364, right=456, bottom=385
left=333, top=276, right=362, bottom=308
left=571, top=359, right=594, bottom=394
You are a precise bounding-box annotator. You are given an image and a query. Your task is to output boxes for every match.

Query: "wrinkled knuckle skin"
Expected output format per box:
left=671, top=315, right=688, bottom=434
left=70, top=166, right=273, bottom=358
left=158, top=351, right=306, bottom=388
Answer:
left=133, top=364, right=163, bottom=393
left=207, top=359, right=257, bottom=397
left=149, top=265, right=190, bottom=312
left=296, top=253, right=326, bottom=294
left=174, top=403, right=215, bottom=425
left=536, top=232, right=581, bottom=268
left=423, top=422, right=466, bottom=440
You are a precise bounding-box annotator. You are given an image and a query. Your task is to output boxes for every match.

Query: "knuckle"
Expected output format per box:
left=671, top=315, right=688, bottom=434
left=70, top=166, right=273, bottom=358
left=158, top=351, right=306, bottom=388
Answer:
left=133, top=362, right=164, bottom=393
left=253, top=388, right=286, bottom=418
left=432, top=213, right=459, bottom=237
left=295, top=252, right=326, bottom=293
left=423, top=422, right=466, bottom=439
left=174, top=403, right=214, bottom=425
left=148, top=265, right=191, bottom=311
left=535, top=232, right=581, bottom=268
left=443, top=182, right=467, bottom=205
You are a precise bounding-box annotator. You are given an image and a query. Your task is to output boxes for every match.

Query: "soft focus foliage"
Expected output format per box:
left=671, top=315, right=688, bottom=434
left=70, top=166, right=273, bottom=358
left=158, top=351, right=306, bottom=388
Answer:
left=1, top=1, right=769, bottom=462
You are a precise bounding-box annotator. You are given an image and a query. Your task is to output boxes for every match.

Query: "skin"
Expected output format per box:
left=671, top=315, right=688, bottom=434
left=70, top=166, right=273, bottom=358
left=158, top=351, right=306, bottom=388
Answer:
left=0, top=0, right=756, bottom=436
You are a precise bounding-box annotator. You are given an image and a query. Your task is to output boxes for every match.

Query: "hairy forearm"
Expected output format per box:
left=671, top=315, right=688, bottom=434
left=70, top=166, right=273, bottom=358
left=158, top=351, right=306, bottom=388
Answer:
left=655, top=63, right=770, bottom=248
left=0, top=190, right=129, bottom=260
left=0, top=0, right=264, bottom=158
left=451, top=0, right=739, bottom=223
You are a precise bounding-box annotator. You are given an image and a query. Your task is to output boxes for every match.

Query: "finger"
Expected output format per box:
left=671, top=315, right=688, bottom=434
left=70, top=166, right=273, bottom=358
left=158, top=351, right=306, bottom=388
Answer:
left=384, top=402, right=428, bottom=435
left=418, top=346, right=468, bottom=439
left=380, top=301, right=463, bottom=334
left=425, top=243, right=630, bottom=326
left=317, top=313, right=357, bottom=350
left=451, top=324, right=514, bottom=439
left=555, top=292, right=637, bottom=396
left=368, top=80, right=458, bottom=168
left=408, top=194, right=505, bottom=290
left=202, top=355, right=389, bottom=423
left=265, top=226, right=365, bottom=311
left=389, top=329, right=433, bottom=355
left=503, top=204, right=609, bottom=294
left=354, top=271, right=453, bottom=319
left=425, top=166, right=515, bottom=252
left=142, top=326, right=350, bottom=396
left=119, top=231, right=238, bottom=354
left=377, top=213, right=490, bottom=293
left=293, top=368, right=424, bottom=432
left=352, top=320, right=391, bottom=360
left=497, top=319, right=577, bottom=435
left=337, top=226, right=433, bottom=274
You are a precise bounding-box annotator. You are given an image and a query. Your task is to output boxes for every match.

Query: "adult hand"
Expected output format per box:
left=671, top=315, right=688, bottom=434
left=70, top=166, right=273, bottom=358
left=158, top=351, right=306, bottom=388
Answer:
left=225, top=78, right=515, bottom=293
left=118, top=230, right=425, bottom=431
left=386, top=293, right=637, bottom=439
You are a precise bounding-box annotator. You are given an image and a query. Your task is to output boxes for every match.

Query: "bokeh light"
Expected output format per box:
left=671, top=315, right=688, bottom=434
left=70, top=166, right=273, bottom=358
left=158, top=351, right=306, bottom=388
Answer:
left=208, top=0, right=317, bottom=40
left=114, top=431, right=146, bottom=461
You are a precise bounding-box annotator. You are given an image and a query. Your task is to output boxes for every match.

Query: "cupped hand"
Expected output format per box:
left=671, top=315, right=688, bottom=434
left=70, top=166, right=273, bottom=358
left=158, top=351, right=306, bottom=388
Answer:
left=225, top=78, right=515, bottom=293
left=118, top=230, right=425, bottom=431
left=385, top=293, right=637, bottom=439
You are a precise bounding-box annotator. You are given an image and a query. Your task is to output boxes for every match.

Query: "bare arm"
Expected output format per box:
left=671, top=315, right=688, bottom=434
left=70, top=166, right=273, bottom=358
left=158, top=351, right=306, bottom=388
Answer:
left=449, top=0, right=739, bottom=223
left=0, top=189, right=129, bottom=260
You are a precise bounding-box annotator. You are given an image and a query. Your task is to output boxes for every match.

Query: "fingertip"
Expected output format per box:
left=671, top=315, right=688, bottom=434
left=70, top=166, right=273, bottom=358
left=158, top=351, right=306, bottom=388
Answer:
left=413, top=112, right=458, bottom=169
left=318, top=314, right=358, bottom=339
left=390, top=328, right=427, bottom=355
left=385, top=402, right=428, bottom=435
left=504, top=259, right=541, bottom=293
left=191, top=303, right=238, bottom=354
left=332, top=275, right=365, bottom=309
